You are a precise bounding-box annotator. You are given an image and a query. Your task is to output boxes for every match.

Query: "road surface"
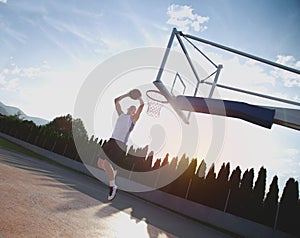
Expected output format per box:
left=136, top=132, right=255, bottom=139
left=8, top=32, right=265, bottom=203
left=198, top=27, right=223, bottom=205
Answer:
left=0, top=148, right=236, bottom=238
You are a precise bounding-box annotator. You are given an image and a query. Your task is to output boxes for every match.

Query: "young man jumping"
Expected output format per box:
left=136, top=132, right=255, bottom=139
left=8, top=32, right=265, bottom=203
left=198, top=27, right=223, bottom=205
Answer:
left=97, top=89, right=144, bottom=201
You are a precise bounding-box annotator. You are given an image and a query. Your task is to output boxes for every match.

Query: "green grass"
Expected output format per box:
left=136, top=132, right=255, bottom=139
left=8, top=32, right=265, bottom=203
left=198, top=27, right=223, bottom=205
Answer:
left=0, top=137, right=77, bottom=169
left=0, top=137, right=47, bottom=159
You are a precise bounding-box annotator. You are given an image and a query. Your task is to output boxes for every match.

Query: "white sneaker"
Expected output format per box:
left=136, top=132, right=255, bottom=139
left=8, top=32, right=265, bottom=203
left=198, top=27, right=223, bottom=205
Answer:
left=108, top=185, right=117, bottom=201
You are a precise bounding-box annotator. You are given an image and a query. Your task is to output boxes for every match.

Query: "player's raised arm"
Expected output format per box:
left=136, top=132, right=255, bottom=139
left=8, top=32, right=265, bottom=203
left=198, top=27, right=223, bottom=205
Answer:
left=114, top=93, right=129, bottom=116
left=133, top=97, right=144, bottom=123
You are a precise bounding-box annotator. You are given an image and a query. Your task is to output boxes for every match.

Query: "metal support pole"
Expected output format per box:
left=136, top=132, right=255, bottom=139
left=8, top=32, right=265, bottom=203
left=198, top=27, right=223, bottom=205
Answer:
left=208, top=64, right=223, bottom=98
left=153, top=30, right=190, bottom=124
left=204, top=81, right=300, bottom=107
left=181, top=32, right=300, bottom=75
left=154, top=28, right=176, bottom=83
left=175, top=31, right=202, bottom=97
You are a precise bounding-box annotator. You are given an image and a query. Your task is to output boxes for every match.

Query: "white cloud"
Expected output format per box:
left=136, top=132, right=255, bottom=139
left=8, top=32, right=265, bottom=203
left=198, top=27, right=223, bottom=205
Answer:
left=0, top=67, right=20, bottom=91
left=271, top=55, right=300, bottom=87
left=2, top=65, right=42, bottom=79
left=213, top=56, right=277, bottom=103
left=293, top=95, right=300, bottom=101
left=11, top=66, right=21, bottom=75
left=0, top=63, right=45, bottom=92
left=0, top=0, right=8, bottom=4
left=166, top=4, right=209, bottom=33
left=0, top=73, right=19, bottom=91
left=285, top=148, right=299, bottom=157
left=21, top=67, right=41, bottom=78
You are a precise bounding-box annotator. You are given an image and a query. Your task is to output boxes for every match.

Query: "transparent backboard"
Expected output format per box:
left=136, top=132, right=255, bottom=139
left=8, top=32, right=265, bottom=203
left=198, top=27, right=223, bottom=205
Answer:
left=153, top=47, right=215, bottom=124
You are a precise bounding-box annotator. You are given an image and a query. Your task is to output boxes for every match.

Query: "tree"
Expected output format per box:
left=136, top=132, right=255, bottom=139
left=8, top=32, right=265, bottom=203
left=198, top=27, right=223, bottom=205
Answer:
left=249, top=167, right=267, bottom=222
left=196, top=159, right=206, bottom=178
left=206, top=163, right=216, bottom=182
left=239, top=168, right=254, bottom=219
left=72, top=118, right=88, bottom=142
left=146, top=151, right=154, bottom=169
left=253, top=167, right=267, bottom=207
left=228, top=166, right=241, bottom=191
left=201, top=163, right=216, bottom=207
left=161, top=153, right=169, bottom=167
left=152, top=158, right=161, bottom=170
left=188, top=159, right=206, bottom=204
left=177, top=153, right=189, bottom=176
left=226, top=166, right=242, bottom=214
left=169, top=156, right=178, bottom=171
left=263, top=176, right=279, bottom=227
left=45, top=114, right=73, bottom=138
left=214, top=163, right=230, bottom=210
left=277, top=178, right=299, bottom=235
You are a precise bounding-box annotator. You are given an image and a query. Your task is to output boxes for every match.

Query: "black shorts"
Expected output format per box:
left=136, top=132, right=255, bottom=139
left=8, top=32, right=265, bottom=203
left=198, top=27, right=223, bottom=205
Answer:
left=100, top=138, right=126, bottom=165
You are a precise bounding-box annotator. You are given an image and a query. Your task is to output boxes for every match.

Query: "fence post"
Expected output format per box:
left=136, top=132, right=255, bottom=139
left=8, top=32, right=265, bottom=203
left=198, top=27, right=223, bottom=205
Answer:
left=273, top=202, right=280, bottom=230
left=128, top=163, right=135, bottom=180
left=14, top=128, right=18, bottom=138
left=51, top=141, right=56, bottom=152
left=26, top=133, right=31, bottom=142
left=154, top=169, right=161, bottom=188
left=26, top=126, right=33, bottom=142
left=42, top=138, right=47, bottom=148
left=185, top=178, right=192, bottom=199
left=224, top=188, right=231, bottom=212
left=34, top=136, right=39, bottom=145
left=63, top=144, right=68, bottom=156
left=92, top=147, right=98, bottom=166
left=75, top=153, right=80, bottom=162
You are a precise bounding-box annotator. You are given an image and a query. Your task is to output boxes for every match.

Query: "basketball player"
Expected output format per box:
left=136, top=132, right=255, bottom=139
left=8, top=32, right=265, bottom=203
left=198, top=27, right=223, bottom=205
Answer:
left=97, top=89, right=144, bottom=201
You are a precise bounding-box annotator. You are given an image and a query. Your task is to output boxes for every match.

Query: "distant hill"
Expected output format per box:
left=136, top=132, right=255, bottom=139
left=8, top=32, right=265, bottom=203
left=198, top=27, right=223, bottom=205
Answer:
left=0, top=101, right=49, bottom=126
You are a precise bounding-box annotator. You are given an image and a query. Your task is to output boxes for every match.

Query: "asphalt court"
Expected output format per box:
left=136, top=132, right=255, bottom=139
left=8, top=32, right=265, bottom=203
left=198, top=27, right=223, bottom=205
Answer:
left=0, top=148, right=235, bottom=238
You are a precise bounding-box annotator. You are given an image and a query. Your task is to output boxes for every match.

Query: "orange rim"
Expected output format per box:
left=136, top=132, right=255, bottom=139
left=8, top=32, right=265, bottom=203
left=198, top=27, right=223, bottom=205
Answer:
left=146, top=90, right=168, bottom=104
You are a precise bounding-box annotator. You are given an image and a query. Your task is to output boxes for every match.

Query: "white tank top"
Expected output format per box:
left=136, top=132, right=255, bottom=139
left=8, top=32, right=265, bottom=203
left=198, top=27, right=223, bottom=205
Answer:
left=111, top=113, right=134, bottom=144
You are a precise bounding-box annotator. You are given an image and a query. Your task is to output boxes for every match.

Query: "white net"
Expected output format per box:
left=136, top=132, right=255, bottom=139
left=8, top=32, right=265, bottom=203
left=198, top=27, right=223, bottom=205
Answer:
left=146, top=90, right=168, bottom=118
left=146, top=99, right=163, bottom=118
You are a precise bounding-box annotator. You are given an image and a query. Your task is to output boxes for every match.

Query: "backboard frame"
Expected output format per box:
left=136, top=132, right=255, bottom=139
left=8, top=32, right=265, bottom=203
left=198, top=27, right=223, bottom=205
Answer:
left=153, top=28, right=222, bottom=124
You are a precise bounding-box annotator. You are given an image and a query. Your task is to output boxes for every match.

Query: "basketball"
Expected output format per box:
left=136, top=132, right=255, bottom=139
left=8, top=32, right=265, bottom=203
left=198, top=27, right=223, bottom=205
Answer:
left=129, top=89, right=142, bottom=100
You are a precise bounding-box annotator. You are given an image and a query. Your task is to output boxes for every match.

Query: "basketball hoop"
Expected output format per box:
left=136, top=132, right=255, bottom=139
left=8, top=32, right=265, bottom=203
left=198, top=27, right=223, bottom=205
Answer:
left=146, top=90, right=168, bottom=118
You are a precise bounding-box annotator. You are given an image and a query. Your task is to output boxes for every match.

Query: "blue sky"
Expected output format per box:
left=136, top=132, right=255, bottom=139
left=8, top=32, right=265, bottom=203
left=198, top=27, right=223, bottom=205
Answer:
left=0, top=0, right=300, bottom=193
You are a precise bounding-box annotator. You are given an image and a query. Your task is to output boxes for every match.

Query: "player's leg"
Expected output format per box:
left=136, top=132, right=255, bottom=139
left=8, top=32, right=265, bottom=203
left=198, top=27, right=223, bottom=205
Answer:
left=97, top=157, right=117, bottom=201
left=97, top=158, right=105, bottom=169
left=98, top=140, right=118, bottom=179
left=104, top=159, right=117, bottom=201
left=102, top=159, right=115, bottom=181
